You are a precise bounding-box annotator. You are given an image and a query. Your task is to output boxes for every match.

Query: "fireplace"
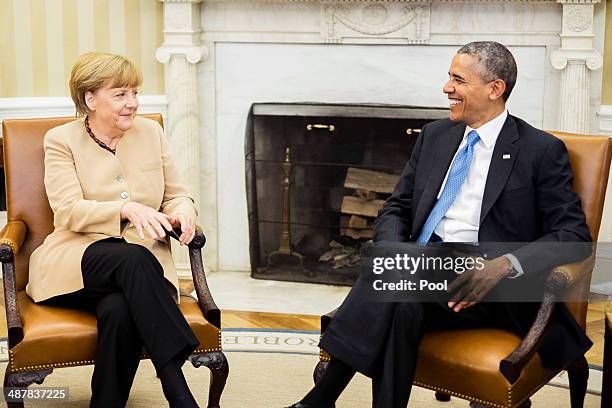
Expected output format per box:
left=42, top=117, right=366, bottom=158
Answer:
left=245, top=103, right=448, bottom=285
left=154, top=0, right=608, bottom=287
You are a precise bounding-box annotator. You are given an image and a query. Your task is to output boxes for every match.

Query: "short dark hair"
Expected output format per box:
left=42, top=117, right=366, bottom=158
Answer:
left=457, top=41, right=517, bottom=101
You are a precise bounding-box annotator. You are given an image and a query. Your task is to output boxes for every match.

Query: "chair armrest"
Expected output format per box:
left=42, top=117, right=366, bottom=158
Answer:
left=0, top=220, right=27, bottom=255
left=0, top=220, right=27, bottom=347
left=169, top=226, right=221, bottom=329
left=498, top=257, right=593, bottom=384
left=551, top=255, right=595, bottom=288
left=499, top=291, right=556, bottom=384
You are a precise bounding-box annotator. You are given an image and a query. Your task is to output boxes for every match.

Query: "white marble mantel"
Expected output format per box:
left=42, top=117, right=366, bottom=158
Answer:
left=158, top=0, right=606, bottom=276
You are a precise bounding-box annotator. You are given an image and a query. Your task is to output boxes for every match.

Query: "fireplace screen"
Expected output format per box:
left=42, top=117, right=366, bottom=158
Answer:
left=245, top=103, right=448, bottom=285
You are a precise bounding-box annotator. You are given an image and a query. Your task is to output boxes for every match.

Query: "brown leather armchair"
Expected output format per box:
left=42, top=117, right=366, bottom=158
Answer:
left=314, top=133, right=612, bottom=408
left=0, top=115, right=228, bottom=408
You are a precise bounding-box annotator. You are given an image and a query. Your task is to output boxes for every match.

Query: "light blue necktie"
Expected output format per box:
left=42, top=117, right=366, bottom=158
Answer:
left=416, top=130, right=481, bottom=244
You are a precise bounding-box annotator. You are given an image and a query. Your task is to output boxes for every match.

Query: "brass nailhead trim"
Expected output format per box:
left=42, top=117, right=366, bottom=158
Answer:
left=318, top=334, right=330, bottom=362
left=0, top=240, right=16, bottom=253
left=319, top=352, right=530, bottom=407
left=317, top=333, right=513, bottom=408
left=413, top=381, right=507, bottom=408
left=8, top=330, right=224, bottom=373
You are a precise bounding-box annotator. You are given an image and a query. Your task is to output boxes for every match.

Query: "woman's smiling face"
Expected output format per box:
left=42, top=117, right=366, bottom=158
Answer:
left=86, top=81, right=139, bottom=133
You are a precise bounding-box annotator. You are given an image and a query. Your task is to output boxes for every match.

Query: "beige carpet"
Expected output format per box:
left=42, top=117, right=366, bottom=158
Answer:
left=1, top=352, right=600, bottom=407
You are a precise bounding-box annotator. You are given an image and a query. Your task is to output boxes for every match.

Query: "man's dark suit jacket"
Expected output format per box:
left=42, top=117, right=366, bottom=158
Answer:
left=373, top=114, right=593, bottom=370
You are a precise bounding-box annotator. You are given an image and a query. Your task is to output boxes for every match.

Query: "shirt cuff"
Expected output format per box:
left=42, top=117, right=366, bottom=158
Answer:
left=503, top=254, right=524, bottom=278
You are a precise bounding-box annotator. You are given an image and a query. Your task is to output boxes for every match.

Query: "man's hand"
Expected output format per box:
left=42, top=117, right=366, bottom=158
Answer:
left=447, top=256, right=514, bottom=312
left=171, top=214, right=196, bottom=246
left=120, top=201, right=175, bottom=240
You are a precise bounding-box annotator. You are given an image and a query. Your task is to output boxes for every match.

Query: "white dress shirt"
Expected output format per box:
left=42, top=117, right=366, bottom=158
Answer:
left=433, top=109, right=523, bottom=277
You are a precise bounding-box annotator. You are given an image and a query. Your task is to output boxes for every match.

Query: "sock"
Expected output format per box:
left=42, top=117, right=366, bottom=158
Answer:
left=158, top=355, right=199, bottom=408
left=300, top=358, right=356, bottom=407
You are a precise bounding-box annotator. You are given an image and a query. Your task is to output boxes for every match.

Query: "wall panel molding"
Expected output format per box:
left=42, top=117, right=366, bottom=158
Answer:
left=0, top=95, right=168, bottom=137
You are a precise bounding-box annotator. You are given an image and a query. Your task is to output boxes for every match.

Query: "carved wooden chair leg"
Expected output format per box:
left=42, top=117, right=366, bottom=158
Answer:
left=191, top=351, right=229, bottom=408
left=435, top=392, right=451, bottom=401
left=3, top=367, right=53, bottom=408
left=313, top=361, right=328, bottom=384
left=567, top=355, right=588, bottom=408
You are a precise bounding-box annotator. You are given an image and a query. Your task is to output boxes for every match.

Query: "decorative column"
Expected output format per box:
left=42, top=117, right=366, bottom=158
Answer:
left=551, top=1, right=602, bottom=134
left=156, top=0, right=207, bottom=277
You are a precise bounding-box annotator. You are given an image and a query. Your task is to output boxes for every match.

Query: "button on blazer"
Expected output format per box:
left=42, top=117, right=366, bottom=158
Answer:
left=27, top=117, right=197, bottom=303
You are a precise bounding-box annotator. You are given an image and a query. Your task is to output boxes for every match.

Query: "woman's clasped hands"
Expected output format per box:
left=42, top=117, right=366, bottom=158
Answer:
left=120, top=201, right=195, bottom=245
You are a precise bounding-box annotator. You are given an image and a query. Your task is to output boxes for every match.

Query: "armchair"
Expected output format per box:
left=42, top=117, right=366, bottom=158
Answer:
left=314, top=133, right=612, bottom=408
left=0, top=115, right=228, bottom=407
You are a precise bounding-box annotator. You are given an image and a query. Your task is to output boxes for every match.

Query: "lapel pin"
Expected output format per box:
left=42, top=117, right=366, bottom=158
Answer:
left=503, top=154, right=511, bottom=160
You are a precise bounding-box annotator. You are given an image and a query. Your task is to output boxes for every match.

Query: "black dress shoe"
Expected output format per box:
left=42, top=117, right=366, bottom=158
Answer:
left=284, top=403, right=312, bottom=408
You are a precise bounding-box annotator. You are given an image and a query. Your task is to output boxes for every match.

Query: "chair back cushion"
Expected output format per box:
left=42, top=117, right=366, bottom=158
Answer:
left=2, top=114, right=163, bottom=291
left=549, top=132, right=612, bottom=326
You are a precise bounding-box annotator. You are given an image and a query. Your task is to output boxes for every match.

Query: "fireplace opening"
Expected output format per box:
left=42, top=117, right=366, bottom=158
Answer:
left=245, top=103, right=448, bottom=285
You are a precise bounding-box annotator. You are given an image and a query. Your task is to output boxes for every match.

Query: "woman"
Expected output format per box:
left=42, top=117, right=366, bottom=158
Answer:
left=27, top=52, right=200, bottom=408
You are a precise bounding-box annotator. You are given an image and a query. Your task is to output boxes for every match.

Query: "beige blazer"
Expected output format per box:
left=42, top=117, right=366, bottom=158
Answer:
left=26, top=117, right=197, bottom=303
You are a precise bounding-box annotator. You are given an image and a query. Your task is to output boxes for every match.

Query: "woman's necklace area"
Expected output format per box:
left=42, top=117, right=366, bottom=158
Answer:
left=84, top=116, right=117, bottom=155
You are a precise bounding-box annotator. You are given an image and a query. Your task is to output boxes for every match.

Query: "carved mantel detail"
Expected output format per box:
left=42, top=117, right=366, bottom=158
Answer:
left=550, top=0, right=601, bottom=133
left=565, top=6, right=592, bottom=33
left=321, top=1, right=430, bottom=43
left=156, top=0, right=205, bottom=275
left=156, top=0, right=206, bottom=63
left=550, top=49, right=602, bottom=72
left=156, top=45, right=208, bottom=65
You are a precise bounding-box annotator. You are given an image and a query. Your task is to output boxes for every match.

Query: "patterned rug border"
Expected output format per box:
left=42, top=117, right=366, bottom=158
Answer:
left=0, top=332, right=603, bottom=370
left=220, top=330, right=606, bottom=370
left=223, top=328, right=320, bottom=334
left=0, top=332, right=603, bottom=397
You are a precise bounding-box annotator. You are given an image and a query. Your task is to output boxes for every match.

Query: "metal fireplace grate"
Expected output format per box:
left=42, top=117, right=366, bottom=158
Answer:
left=245, top=103, right=448, bottom=286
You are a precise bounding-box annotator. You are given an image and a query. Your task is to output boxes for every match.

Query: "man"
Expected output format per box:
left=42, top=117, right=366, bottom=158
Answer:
left=288, top=41, right=592, bottom=408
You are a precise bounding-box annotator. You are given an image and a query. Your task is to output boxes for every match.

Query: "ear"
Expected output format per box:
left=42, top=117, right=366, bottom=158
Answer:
left=85, top=91, right=96, bottom=112
left=489, top=79, right=506, bottom=101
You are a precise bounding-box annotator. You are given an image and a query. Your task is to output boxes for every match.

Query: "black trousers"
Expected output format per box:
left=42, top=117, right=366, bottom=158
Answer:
left=320, top=247, right=515, bottom=408
left=44, top=238, right=199, bottom=408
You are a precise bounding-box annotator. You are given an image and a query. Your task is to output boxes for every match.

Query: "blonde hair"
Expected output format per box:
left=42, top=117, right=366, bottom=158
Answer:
left=69, top=52, right=143, bottom=116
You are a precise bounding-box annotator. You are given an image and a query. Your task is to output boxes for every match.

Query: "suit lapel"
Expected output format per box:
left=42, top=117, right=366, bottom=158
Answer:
left=479, top=115, right=519, bottom=224
left=412, top=122, right=465, bottom=235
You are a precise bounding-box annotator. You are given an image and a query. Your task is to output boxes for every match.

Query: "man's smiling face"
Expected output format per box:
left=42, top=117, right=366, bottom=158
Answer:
left=443, top=53, right=498, bottom=128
